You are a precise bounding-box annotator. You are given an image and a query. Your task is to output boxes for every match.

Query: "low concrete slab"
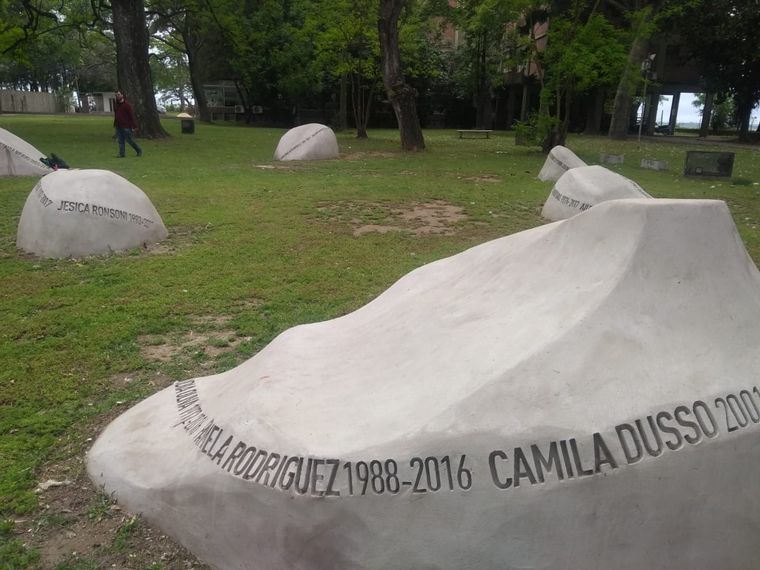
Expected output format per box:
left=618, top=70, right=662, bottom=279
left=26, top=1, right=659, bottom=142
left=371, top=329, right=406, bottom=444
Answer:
left=599, top=153, right=624, bottom=165
left=274, top=123, right=339, bottom=161
left=641, top=158, right=668, bottom=171
left=0, top=127, right=51, bottom=177
left=89, top=199, right=760, bottom=570
left=542, top=164, right=651, bottom=221
left=16, top=169, right=168, bottom=258
left=538, top=145, right=587, bottom=182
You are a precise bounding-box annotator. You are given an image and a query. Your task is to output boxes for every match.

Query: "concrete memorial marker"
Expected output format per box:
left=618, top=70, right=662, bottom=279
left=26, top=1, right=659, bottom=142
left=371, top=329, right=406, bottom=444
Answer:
left=89, top=198, right=760, bottom=569
left=684, top=151, right=735, bottom=177
left=273, top=123, right=339, bottom=161
left=17, top=169, right=168, bottom=258
left=599, top=153, right=624, bottom=165
left=641, top=158, right=668, bottom=171
left=542, top=164, right=651, bottom=221
left=0, top=127, right=52, bottom=177
left=537, top=145, right=587, bottom=182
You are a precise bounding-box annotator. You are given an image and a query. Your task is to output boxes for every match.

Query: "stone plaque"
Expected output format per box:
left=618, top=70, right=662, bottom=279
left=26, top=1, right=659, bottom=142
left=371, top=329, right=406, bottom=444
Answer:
left=684, top=151, right=735, bottom=177
left=599, top=153, right=624, bottom=165
left=641, top=158, right=668, bottom=171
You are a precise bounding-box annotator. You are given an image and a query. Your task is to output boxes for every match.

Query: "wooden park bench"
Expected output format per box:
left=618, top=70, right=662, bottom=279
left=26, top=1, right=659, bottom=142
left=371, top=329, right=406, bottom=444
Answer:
left=457, top=129, right=493, bottom=139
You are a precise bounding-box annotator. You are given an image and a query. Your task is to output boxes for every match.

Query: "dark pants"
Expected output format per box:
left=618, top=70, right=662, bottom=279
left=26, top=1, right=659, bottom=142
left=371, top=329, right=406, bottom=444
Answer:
left=116, top=127, right=142, bottom=156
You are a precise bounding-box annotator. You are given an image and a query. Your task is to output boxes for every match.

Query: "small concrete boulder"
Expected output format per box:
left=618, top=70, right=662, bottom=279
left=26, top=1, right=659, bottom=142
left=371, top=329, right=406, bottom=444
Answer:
left=542, top=164, right=651, bottom=221
left=16, top=169, right=168, bottom=258
left=537, top=145, right=586, bottom=181
left=0, top=127, right=51, bottom=177
left=274, top=123, right=339, bottom=161
left=89, top=199, right=760, bottom=570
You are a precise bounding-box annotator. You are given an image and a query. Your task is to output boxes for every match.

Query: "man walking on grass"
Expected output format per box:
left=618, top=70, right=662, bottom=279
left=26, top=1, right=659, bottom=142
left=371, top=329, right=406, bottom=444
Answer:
left=113, top=90, right=142, bottom=158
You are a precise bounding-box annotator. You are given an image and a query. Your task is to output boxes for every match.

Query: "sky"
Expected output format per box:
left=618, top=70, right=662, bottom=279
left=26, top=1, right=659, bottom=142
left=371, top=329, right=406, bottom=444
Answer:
left=656, top=93, right=760, bottom=128
left=657, top=93, right=701, bottom=125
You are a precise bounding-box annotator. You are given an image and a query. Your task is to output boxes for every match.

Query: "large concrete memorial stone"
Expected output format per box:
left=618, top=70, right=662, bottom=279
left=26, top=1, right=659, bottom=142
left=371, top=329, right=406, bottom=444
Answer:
left=0, top=127, right=51, bottom=177
left=537, top=145, right=587, bottom=182
left=273, top=123, right=339, bottom=161
left=89, top=198, right=760, bottom=569
left=542, top=164, right=651, bottom=221
left=17, top=169, right=168, bottom=258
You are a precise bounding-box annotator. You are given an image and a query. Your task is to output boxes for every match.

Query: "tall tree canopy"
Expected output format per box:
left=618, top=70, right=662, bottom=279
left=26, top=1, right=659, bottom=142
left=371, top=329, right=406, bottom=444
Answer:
left=538, top=1, right=627, bottom=148
left=448, top=0, right=531, bottom=129
left=679, top=0, right=760, bottom=141
left=308, top=0, right=381, bottom=138
left=606, top=0, right=669, bottom=139
left=149, top=0, right=213, bottom=120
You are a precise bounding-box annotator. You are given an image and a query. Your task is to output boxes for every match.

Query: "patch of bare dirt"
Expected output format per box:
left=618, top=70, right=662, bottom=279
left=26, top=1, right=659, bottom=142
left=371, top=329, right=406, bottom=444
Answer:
left=317, top=200, right=467, bottom=237
left=252, top=163, right=301, bottom=171
left=138, top=314, right=249, bottom=365
left=15, top=389, right=210, bottom=569
left=341, top=151, right=397, bottom=161
left=464, top=174, right=502, bottom=183
left=143, top=224, right=214, bottom=257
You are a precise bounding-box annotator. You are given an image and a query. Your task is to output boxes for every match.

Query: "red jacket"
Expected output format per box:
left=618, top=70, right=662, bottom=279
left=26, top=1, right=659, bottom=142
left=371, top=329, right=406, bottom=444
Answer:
left=114, top=100, right=138, bottom=129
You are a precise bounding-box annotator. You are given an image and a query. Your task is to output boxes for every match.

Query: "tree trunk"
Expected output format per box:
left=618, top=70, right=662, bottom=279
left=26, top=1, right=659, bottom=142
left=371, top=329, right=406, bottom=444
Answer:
left=378, top=0, right=425, bottom=151
left=336, top=73, right=348, bottom=131
left=351, top=72, right=368, bottom=139
left=474, top=32, right=491, bottom=129
left=585, top=87, right=604, bottom=134
left=112, top=0, right=168, bottom=138
left=699, top=92, right=714, bottom=138
left=736, top=96, right=753, bottom=142
left=667, top=91, right=680, bottom=134
left=185, top=17, right=210, bottom=123
left=645, top=89, right=658, bottom=135
left=608, top=34, right=649, bottom=139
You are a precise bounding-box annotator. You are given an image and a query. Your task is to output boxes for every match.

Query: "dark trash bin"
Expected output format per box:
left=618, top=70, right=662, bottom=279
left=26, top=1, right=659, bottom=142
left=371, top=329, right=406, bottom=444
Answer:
left=181, top=119, right=195, bottom=134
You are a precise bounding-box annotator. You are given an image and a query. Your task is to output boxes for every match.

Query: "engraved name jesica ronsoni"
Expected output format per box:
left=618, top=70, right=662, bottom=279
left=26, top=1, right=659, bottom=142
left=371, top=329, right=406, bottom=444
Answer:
left=34, top=182, right=156, bottom=229
left=175, top=379, right=760, bottom=498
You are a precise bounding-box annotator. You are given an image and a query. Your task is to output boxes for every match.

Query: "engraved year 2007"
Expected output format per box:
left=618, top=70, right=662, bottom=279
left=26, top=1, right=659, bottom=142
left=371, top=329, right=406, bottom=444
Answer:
left=714, top=387, right=760, bottom=432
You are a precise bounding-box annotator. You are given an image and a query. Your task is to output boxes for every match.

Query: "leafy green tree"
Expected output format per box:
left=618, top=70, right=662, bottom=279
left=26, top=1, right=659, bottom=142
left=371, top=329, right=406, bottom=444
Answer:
left=692, top=92, right=736, bottom=131
left=0, top=2, right=115, bottom=111
left=0, top=0, right=166, bottom=135
left=606, top=0, right=670, bottom=139
left=308, top=0, right=380, bottom=138
left=446, top=0, right=531, bottom=129
left=679, top=0, right=760, bottom=141
left=73, top=30, right=118, bottom=94
left=148, top=0, right=214, bottom=121
left=0, top=0, right=62, bottom=55
left=538, top=3, right=627, bottom=149
left=202, top=0, right=318, bottom=124
left=149, top=39, right=192, bottom=110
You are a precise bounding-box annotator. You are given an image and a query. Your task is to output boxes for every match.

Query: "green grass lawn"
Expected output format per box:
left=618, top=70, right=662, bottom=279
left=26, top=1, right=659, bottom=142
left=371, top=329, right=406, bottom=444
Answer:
left=1, top=114, right=759, bottom=566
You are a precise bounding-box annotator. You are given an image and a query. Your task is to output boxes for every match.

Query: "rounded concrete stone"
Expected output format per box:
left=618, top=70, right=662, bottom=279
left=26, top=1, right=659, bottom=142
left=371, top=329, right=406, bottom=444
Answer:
left=88, top=199, right=760, bottom=570
left=537, top=145, right=587, bottom=182
left=16, top=169, right=168, bottom=258
left=0, top=127, right=52, bottom=177
left=273, top=123, right=339, bottom=161
left=542, top=164, right=651, bottom=221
